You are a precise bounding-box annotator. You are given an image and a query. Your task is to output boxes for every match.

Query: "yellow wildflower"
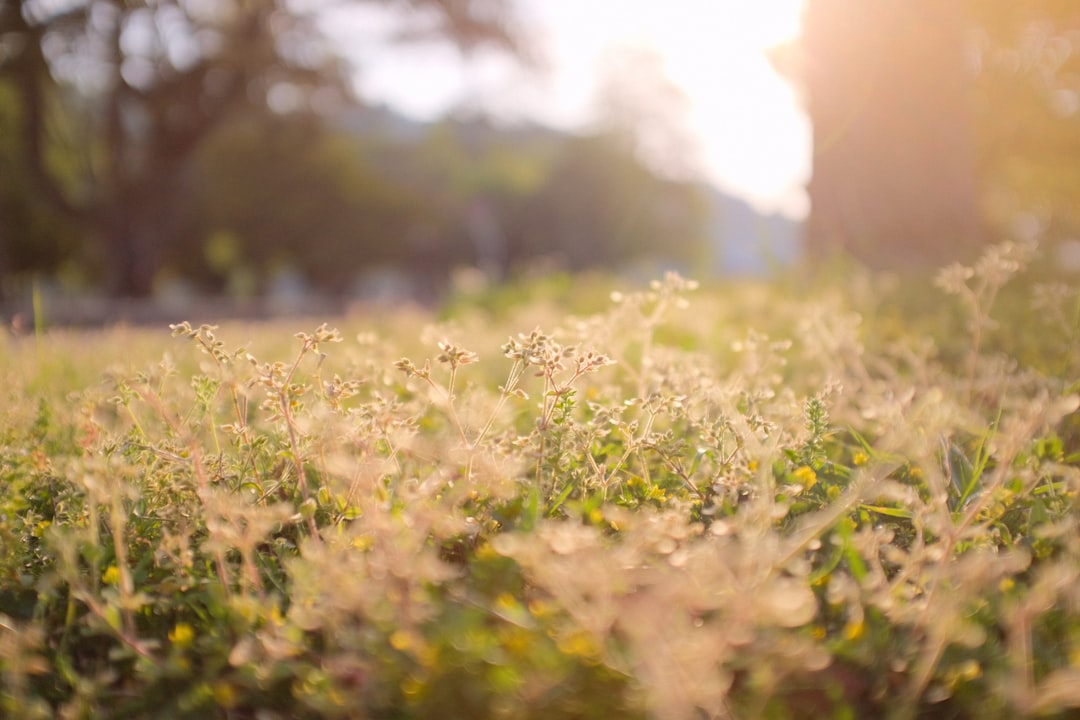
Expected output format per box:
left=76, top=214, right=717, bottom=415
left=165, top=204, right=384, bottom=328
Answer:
left=793, top=466, right=817, bottom=490
left=389, top=630, right=413, bottom=651
left=169, top=623, right=195, bottom=648
left=212, top=682, right=237, bottom=708
left=843, top=618, right=865, bottom=640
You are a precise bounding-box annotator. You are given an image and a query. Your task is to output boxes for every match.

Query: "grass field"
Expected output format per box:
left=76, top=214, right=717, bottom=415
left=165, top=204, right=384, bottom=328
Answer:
left=3, top=242, right=1080, bottom=719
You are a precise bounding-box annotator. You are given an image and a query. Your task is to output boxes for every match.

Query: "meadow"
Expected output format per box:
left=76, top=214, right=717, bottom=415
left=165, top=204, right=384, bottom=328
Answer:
left=2, top=241, right=1080, bottom=719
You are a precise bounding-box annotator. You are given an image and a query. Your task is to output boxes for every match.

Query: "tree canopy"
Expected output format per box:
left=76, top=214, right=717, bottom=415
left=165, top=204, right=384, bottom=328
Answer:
left=0, top=0, right=517, bottom=296
left=967, top=1, right=1080, bottom=242
left=1, top=0, right=711, bottom=306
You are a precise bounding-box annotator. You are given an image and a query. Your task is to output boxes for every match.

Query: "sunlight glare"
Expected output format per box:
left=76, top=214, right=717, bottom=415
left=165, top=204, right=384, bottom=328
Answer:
left=527, top=0, right=809, bottom=217
left=321, top=1, right=811, bottom=218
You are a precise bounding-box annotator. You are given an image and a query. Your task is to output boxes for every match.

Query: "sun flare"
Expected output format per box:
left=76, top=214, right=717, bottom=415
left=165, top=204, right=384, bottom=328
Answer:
left=528, top=0, right=810, bottom=216
left=324, top=0, right=811, bottom=217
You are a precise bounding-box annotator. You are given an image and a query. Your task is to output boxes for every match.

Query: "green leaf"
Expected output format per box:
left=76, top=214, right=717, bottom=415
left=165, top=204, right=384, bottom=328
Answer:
left=859, top=504, right=914, bottom=519
left=548, top=483, right=575, bottom=517
left=521, top=486, right=540, bottom=532
left=943, top=439, right=975, bottom=510
left=1030, top=497, right=1051, bottom=526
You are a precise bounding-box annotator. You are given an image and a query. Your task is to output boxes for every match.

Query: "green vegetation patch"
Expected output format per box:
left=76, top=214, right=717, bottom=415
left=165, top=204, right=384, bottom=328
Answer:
left=2, top=245, right=1080, bottom=719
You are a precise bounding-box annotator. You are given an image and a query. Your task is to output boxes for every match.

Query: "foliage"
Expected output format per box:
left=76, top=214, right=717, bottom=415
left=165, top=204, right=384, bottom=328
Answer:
left=178, top=110, right=423, bottom=296
left=179, top=114, right=709, bottom=298
left=2, top=244, right=1080, bottom=718
left=0, top=0, right=517, bottom=296
left=510, top=132, right=708, bottom=271
left=0, top=82, right=86, bottom=294
left=966, top=1, right=1080, bottom=240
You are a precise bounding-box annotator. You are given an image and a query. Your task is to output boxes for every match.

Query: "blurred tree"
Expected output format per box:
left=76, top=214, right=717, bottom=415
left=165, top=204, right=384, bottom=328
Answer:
left=180, top=109, right=422, bottom=295
left=512, top=132, right=708, bottom=271
left=0, top=0, right=517, bottom=296
left=402, top=115, right=558, bottom=282
left=796, top=1, right=1080, bottom=269
left=592, top=44, right=702, bottom=182
left=336, top=116, right=706, bottom=286
left=799, top=0, right=983, bottom=269
left=0, top=81, right=87, bottom=298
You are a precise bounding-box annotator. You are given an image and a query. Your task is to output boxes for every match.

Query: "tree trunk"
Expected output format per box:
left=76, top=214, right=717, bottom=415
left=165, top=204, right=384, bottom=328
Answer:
left=104, top=175, right=182, bottom=297
left=105, top=214, right=156, bottom=298
left=801, top=0, right=984, bottom=269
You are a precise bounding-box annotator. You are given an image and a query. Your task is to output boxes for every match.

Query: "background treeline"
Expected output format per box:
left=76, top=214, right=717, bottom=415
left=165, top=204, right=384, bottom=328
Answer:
left=5, top=0, right=1080, bottom=305
left=0, top=0, right=708, bottom=304
left=171, top=106, right=707, bottom=300
left=0, top=95, right=708, bottom=302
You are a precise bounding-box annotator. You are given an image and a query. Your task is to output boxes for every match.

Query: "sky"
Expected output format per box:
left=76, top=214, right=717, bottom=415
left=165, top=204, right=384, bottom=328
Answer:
left=321, top=0, right=810, bottom=219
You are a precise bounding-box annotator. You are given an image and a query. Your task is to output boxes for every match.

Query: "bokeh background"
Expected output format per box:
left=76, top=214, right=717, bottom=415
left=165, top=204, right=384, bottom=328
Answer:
left=2, top=0, right=1078, bottom=322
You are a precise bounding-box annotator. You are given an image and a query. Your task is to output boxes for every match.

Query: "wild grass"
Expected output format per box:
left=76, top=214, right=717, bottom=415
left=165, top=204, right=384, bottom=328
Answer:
left=2, top=242, right=1079, bottom=719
